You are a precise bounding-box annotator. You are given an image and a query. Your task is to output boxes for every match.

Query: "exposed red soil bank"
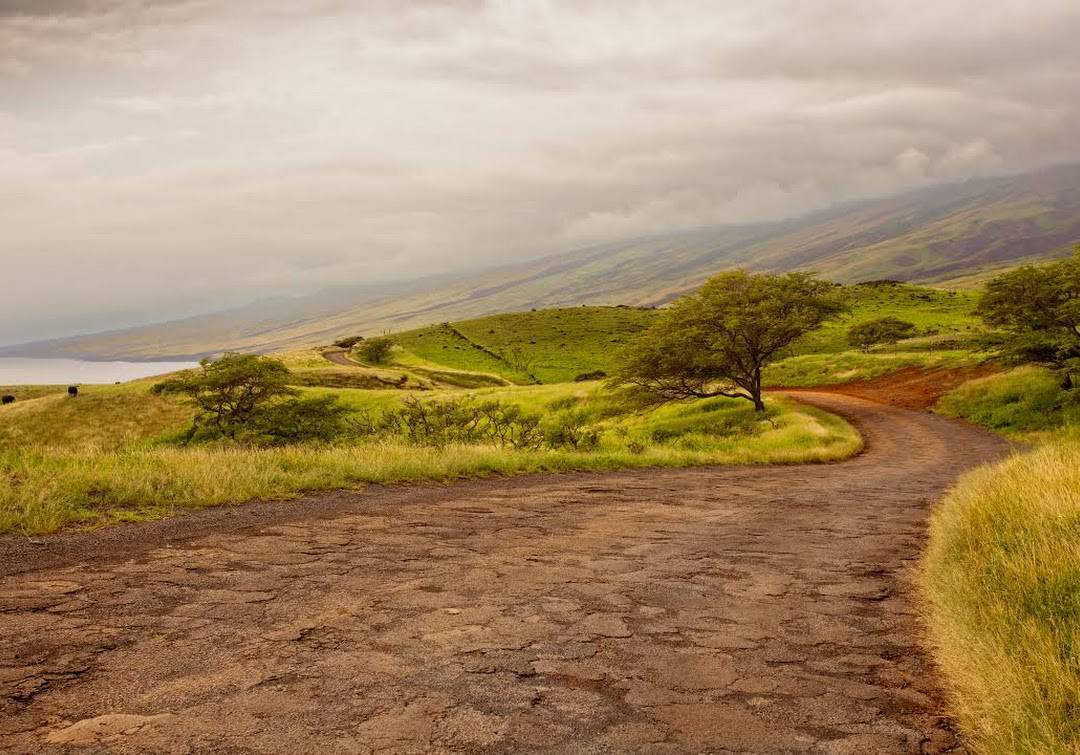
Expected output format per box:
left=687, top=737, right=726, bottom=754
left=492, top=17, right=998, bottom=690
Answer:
left=780, top=366, right=997, bottom=410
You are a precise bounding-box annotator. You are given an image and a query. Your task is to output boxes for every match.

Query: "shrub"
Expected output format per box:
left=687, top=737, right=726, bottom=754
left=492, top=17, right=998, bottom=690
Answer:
left=332, top=335, right=365, bottom=349
left=847, top=316, right=917, bottom=352
left=379, top=396, right=544, bottom=450
left=357, top=337, right=395, bottom=364
left=546, top=411, right=602, bottom=450
left=245, top=395, right=351, bottom=445
left=650, top=428, right=679, bottom=444
left=574, top=370, right=607, bottom=382
left=476, top=401, right=545, bottom=450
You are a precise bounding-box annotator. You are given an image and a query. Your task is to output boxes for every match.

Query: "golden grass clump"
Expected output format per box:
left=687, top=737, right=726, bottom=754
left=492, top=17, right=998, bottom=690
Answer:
left=918, top=443, right=1080, bottom=754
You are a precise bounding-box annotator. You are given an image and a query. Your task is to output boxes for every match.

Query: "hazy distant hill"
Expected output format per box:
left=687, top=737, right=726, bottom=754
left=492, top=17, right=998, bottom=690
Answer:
left=7, top=163, right=1079, bottom=361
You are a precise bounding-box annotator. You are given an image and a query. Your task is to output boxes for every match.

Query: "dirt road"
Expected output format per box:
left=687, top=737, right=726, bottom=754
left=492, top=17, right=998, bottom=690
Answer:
left=0, top=394, right=1008, bottom=754
left=323, top=350, right=358, bottom=368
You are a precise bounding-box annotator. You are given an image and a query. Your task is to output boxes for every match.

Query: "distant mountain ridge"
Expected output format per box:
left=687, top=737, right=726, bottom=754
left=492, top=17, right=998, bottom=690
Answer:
left=6, top=163, right=1079, bottom=361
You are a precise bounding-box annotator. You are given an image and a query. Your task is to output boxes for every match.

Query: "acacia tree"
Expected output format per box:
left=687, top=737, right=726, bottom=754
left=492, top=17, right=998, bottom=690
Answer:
left=977, top=246, right=1080, bottom=388
left=847, top=316, right=917, bottom=352
left=357, top=336, right=394, bottom=364
left=612, top=271, right=846, bottom=411
left=152, top=353, right=297, bottom=438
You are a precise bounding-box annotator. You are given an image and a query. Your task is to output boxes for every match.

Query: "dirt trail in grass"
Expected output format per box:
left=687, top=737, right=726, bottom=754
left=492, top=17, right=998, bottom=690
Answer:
left=0, top=394, right=1008, bottom=754
left=323, top=350, right=358, bottom=368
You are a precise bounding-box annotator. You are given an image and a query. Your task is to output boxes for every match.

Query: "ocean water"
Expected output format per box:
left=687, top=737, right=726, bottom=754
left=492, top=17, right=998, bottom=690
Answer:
left=0, top=357, right=196, bottom=386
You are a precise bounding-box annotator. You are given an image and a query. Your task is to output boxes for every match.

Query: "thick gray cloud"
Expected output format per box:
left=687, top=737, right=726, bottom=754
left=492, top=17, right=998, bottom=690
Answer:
left=1, top=0, right=1078, bottom=344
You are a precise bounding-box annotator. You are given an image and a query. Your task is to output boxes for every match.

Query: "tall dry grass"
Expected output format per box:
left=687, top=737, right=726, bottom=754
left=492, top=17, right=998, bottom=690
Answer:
left=918, top=443, right=1080, bottom=754
left=0, top=401, right=858, bottom=535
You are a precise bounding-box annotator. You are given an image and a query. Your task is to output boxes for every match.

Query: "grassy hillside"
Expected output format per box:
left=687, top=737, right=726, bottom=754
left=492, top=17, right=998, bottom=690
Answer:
left=392, top=306, right=657, bottom=384
left=0, top=383, right=191, bottom=452
left=937, top=368, right=1080, bottom=443
left=8, top=164, right=1076, bottom=360
left=385, top=284, right=982, bottom=385
left=0, top=379, right=858, bottom=534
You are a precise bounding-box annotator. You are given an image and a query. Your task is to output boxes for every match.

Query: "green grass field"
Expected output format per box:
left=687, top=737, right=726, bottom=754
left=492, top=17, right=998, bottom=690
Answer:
left=791, top=283, right=980, bottom=354
left=390, top=306, right=656, bottom=384
left=937, top=367, right=1080, bottom=442
left=0, top=384, right=69, bottom=402
left=385, top=285, right=983, bottom=386
left=0, top=380, right=859, bottom=535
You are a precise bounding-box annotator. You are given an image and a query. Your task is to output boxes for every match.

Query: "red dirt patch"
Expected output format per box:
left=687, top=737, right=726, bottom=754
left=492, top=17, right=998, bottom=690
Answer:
left=780, top=365, right=998, bottom=410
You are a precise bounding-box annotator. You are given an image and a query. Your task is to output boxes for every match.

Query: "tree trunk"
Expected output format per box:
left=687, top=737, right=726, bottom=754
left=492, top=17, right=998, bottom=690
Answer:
left=750, top=368, right=766, bottom=412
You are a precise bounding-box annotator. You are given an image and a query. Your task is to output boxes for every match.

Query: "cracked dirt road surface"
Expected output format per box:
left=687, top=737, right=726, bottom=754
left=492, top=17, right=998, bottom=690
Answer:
left=0, top=393, right=1008, bottom=754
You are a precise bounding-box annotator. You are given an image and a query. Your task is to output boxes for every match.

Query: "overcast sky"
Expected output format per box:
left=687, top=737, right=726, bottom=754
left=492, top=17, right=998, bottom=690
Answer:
left=2, top=0, right=1079, bottom=345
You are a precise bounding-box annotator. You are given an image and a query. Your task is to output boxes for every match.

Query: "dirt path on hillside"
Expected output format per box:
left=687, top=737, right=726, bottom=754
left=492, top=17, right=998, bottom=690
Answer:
left=323, top=350, right=358, bottom=368
left=0, top=394, right=1008, bottom=754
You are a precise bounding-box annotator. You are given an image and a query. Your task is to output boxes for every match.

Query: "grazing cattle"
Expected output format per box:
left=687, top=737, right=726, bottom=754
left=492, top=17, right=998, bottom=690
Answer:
left=1, top=395, right=14, bottom=405
left=68, top=386, right=79, bottom=397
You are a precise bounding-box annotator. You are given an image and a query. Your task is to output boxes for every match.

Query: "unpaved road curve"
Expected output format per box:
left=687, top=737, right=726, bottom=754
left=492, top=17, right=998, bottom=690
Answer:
left=0, top=394, right=1008, bottom=754
left=324, top=350, right=358, bottom=368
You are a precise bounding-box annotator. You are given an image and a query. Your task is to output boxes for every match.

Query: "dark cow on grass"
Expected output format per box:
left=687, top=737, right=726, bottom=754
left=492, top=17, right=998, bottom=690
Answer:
left=1, top=395, right=14, bottom=405
left=68, top=386, right=79, bottom=398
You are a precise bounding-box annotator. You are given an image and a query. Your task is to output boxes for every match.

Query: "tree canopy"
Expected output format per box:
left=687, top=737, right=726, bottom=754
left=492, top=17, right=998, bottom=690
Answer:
left=357, top=336, right=394, bottom=365
left=847, top=316, right=917, bottom=352
left=153, top=354, right=350, bottom=443
left=612, top=271, right=846, bottom=411
left=977, top=247, right=1080, bottom=386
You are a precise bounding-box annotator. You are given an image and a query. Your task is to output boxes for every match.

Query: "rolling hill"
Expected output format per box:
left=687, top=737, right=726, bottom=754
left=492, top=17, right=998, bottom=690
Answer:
left=6, top=163, right=1078, bottom=361
left=379, top=283, right=981, bottom=385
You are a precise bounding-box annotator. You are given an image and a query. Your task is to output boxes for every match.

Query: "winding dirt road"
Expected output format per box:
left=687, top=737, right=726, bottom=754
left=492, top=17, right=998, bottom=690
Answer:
left=0, top=394, right=1008, bottom=754
left=324, top=350, right=359, bottom=368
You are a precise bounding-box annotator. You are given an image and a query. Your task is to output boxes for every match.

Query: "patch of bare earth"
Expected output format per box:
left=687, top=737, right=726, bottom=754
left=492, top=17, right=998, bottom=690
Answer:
left=0, top=394, right=1007, bottom=753
left=780, top=366, right=998, bottom=410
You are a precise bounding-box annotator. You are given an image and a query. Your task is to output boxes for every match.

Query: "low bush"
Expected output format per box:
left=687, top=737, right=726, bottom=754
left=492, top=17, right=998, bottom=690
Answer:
left=376, top=396, right=545, bottom=450
left=574, top=370, right=607, bottom=382
left=357, top=337, right=395, bottom=365
left=847, top=316, right=917, bottom=352
left=545, top=411, right=601, bottom=450
left=332, top=335, right=365, bottom=349
left=247, top=396, right=351, bottom=445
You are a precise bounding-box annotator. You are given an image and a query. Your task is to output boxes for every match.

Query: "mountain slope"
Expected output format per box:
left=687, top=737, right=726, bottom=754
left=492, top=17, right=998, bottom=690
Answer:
left=7, top=163, right=1079, bottom=360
